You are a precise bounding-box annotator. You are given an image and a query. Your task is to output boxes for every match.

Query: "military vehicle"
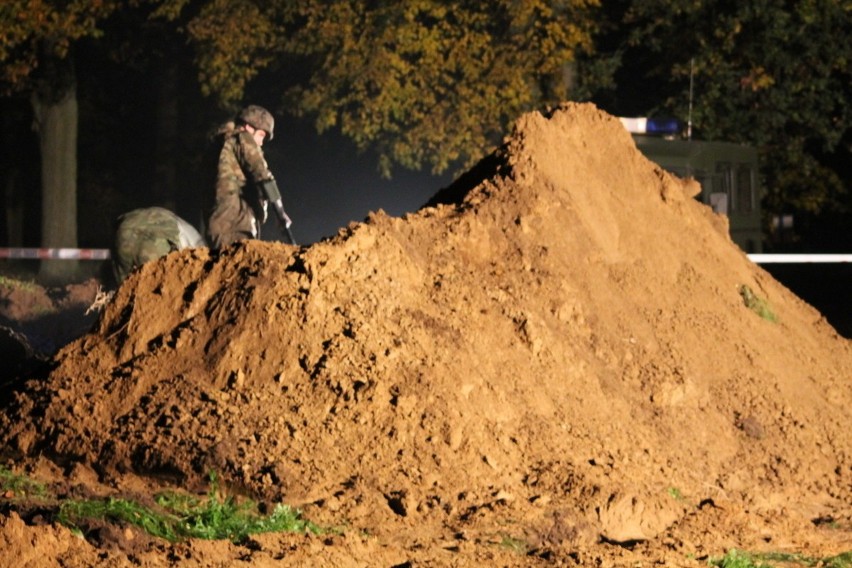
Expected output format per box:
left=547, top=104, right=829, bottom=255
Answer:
left=621, top=118, right=763, bottom=253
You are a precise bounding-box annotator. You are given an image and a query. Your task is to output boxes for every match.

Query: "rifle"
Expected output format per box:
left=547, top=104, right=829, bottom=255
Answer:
left=259, top=179, right=297, bottom=245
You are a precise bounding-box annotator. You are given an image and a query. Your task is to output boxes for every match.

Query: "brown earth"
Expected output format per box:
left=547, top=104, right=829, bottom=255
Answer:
left=0, top=278, right=101, bottom=357
left=0, top=103, right=850, bottom=567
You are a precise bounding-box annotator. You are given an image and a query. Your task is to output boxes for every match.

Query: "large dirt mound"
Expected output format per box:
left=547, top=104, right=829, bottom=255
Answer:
left=2, top=103, right=850, bottom=566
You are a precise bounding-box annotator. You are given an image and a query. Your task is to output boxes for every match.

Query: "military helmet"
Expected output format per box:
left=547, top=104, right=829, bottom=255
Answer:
left=237, top=105, right=274, bottom=141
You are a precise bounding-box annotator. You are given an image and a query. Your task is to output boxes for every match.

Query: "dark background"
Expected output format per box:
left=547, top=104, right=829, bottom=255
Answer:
left=760, top=264, right=851, bottom=340
left=1, top=89, right=849, bottom=340
left=0, top=14, right=847, bottom=340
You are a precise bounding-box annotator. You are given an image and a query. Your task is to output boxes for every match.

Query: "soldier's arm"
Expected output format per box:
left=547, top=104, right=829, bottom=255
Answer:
left=235, top=131, right=274, bottom=183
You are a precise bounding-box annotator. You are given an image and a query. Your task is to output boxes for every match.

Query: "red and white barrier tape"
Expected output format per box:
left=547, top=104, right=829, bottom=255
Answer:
left=0, top=248, right=111, bottom=260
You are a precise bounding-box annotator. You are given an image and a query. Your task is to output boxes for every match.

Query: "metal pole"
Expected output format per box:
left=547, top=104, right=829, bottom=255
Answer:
left=687, top=58, right=694, bottom=141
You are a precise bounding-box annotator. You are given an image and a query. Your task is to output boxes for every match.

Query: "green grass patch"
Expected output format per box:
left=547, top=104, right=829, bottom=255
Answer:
left=2, top=467, right=319, bottom=543
left=57, top=497, right=183, bottom=541
left=0, top=275, right=41, bottom=292
left=709, top=548, right=852, bottom=568
left=0, top=275, right=56, bottom=316
left=0, top=465, right=48, bottom=499
left=498, top=534, right=528, bottom=554
left=58, top=472, right=320, bottom=543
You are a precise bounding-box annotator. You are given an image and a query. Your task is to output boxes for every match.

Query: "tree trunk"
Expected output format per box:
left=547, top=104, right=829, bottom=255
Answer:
left=33, top=83, right=79, bottom=284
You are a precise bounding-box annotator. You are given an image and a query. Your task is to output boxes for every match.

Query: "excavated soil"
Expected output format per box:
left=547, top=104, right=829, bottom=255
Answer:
left=1, top=103, right=850, bottom=567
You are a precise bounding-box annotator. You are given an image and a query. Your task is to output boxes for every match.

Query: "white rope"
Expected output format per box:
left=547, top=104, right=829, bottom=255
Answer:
left=0, top=248, right=111, bottom=260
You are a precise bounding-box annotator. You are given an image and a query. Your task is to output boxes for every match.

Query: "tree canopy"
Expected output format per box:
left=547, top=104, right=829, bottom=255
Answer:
left=606, top=0, right=851, bottom=244
left=0, top=0, right=117, bottom=93
left=153, top=0, right=599, bottom=176
left=1, top=0, right=849, bottom=253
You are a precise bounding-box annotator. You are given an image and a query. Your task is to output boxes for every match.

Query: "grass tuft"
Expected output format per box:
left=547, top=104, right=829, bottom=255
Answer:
left=739, top=285, right=777, bottom=322
left=0, top=275, right=40, bottom=292
left=709, top=548, right=852, bottom=568
left=3, top=467, right=319, bottom=543
left=498, top=534, right=528, bottom=554
left=0, top=465, right=48, bottom=499
left=58, top=472, right=320, bottom=543
left=667, top=486, right=684, bottom=501
left=58, top=497, right=182, bottom=541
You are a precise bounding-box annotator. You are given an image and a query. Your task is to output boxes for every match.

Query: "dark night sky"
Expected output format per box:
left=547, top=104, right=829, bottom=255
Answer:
left=260, top=116, right=453, bottom=246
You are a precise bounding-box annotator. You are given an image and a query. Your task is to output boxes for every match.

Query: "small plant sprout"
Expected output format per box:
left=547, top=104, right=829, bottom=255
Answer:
left=0, top=465, right=48, bottom=499
left=667, top=486, right=684, bottom=501
left=739, top=285, right=778, bottom=322
left=709, top=548, right=852, bottom=568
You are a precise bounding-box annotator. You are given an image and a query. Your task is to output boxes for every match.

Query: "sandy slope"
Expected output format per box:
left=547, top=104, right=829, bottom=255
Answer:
left=1, top=103, right=850, bottom=567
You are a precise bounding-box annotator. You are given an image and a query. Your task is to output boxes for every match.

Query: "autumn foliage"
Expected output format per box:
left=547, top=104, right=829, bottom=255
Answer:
left=150, top=0, right=599, bottom=176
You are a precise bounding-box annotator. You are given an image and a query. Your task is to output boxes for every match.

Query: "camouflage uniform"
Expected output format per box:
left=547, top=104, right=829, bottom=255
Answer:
left=113, top=207, right=206, bottom=284
left=207, top=126, right=275, bottom=249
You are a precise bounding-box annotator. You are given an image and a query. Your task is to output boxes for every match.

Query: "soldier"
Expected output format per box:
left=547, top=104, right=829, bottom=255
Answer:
left=112, top=207, right=206, bottom=284
left=207, top=104, right=286, bottom=249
